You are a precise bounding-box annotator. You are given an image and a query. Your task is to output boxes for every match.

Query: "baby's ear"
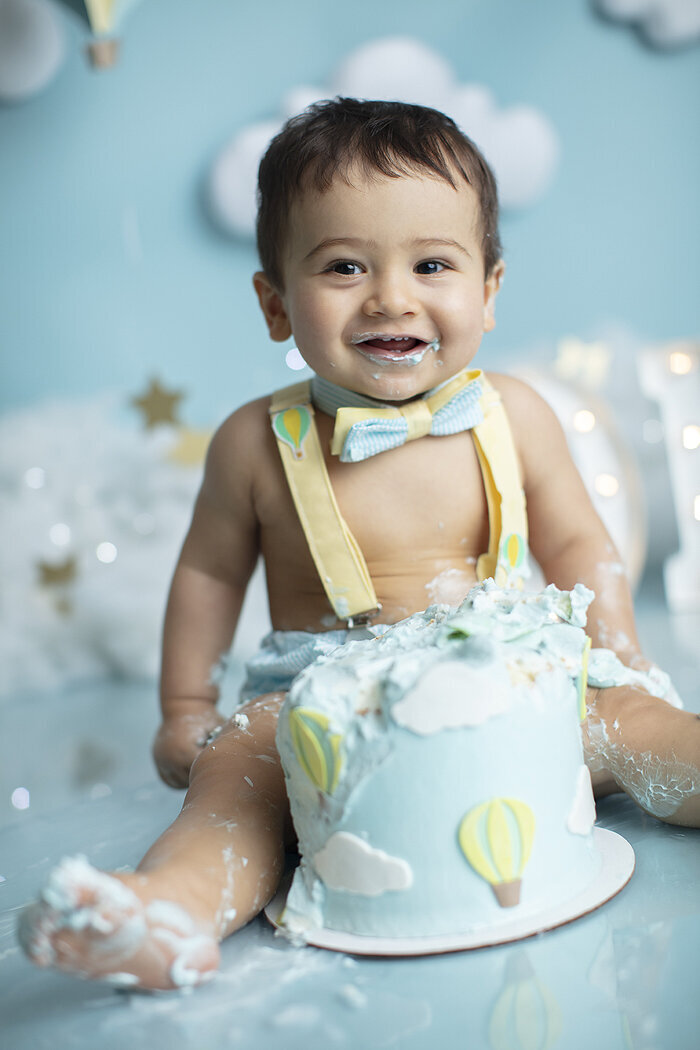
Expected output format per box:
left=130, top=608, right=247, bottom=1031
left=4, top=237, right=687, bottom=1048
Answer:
left=253, top=272, right=292, bottom=342
left=483, top=260, right=505, bottom=333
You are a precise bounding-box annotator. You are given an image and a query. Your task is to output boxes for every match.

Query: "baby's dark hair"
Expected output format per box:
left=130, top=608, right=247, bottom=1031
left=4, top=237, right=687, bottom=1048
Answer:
left=256, top=97, right=502, bottom=290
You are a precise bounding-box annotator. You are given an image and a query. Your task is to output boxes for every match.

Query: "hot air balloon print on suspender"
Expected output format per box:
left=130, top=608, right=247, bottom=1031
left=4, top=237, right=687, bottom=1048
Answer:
left=457, top=797, right=535, bottom=908
left=272, top=406, right=312, bottom=460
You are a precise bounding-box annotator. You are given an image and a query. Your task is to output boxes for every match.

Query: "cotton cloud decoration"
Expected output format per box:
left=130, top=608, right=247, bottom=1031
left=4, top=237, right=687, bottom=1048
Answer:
left=208, top=37, right=560, bottom=239
left=595, top=0, right=700, bottom=48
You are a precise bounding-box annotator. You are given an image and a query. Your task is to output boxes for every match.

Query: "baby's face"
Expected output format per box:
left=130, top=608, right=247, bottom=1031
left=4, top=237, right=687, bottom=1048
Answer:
left=256, top=168, right=503, bottom=402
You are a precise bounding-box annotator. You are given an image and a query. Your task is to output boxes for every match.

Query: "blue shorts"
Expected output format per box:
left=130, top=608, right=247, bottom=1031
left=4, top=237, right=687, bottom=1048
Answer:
left=239, top=627, right=377, bottom=703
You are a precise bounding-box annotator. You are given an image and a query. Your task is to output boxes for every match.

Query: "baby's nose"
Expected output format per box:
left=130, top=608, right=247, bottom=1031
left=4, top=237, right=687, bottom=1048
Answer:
left=363, top=272, right=418, bottom=317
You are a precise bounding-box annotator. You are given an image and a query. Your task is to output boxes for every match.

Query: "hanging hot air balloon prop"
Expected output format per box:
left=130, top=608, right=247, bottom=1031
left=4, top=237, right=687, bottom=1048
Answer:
left=59, top=0, right=144, bottom=68
left=289, top=707, right=343, bottom=795
left=458, top=797, right=535, bottom=908
left=272, top=406, right=311, bottom=460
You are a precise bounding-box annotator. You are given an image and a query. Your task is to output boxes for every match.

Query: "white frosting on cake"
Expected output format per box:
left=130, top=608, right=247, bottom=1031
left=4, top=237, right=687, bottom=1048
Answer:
left=276, top=581, right=602, bottom=939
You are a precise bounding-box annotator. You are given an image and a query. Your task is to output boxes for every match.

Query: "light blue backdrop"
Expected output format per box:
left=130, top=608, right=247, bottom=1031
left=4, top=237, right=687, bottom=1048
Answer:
left=1, top=0, right=699, bottom=426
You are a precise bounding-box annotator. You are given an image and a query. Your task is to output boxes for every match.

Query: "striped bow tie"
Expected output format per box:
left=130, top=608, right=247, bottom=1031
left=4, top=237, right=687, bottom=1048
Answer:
left=311, top=369, right=484, bottom=463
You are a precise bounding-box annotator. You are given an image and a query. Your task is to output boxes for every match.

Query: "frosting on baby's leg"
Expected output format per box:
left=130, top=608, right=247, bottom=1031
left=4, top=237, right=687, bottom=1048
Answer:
left=585, top=715, right=700, bottom=818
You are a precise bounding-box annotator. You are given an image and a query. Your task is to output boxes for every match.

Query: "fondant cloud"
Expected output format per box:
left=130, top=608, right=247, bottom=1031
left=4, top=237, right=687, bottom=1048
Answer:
left=313, top=832, right=413, bottom=896
left=391, top=661, right=512, bottom=736
left=567, top=765, right=597, bottom=835
left=208, top=37, right=559, bottom=237
left=595, top=0, right=700, bottom=48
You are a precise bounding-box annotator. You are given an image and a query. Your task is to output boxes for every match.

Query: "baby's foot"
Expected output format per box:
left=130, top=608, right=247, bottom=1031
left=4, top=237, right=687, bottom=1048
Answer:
left=17, top=856, right=220, bottom=991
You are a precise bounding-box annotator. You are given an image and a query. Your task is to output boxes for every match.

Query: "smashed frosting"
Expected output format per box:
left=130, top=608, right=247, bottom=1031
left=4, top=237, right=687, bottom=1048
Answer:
left=277, top=581, right=604, bottom=939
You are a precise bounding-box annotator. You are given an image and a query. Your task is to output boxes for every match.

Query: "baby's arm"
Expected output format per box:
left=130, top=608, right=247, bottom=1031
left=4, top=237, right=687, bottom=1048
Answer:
left=496, top=375, right=641, bottom=658
left=498, top=376, right=700, bottom=826
left=154, top=403, right=263, bottom=787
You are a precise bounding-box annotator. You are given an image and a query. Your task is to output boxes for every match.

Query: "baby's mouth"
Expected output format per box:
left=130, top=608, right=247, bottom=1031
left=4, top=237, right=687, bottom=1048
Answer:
left=352, top=334, right=434, bottom=361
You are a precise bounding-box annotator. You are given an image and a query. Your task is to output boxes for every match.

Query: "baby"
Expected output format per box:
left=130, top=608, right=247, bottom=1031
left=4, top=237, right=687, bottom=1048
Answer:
left=19, top=98, right=700, bottom=991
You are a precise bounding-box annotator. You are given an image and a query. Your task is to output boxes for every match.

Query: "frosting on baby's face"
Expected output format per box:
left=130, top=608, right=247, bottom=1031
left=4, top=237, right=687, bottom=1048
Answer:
left=254, top=167, right=503, bottom=406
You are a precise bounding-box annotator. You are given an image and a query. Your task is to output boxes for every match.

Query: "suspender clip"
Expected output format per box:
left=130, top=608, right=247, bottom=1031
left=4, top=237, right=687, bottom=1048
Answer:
left=346, top=605, right=382, bottom=629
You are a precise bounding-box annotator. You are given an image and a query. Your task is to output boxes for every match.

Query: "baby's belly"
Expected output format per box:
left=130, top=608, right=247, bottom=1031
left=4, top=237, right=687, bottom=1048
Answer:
left=267, top=556, right=481, bottom=632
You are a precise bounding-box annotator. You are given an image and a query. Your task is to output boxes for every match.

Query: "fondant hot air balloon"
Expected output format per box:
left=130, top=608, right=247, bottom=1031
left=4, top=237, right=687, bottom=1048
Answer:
left=272, top=406, right=311, bottom=461
left=458, top=797, right=535, bottom=908
left=60, top=0, right=144, bottom=68
left=289, top=708, right=343, bottom=795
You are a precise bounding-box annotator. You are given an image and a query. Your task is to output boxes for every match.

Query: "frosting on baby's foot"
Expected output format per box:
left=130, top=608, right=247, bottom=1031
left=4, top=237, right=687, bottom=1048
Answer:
left=17, top=855, right=220, bottom=991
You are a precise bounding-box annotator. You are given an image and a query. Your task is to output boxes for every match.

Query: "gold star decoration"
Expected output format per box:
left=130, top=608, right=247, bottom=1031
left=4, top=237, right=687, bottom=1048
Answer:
left=554, top=338, right=611, bottom=390
left=166, top=427, right=213, bottom=467
left=131, top=378, right=185, bottom=429
left=37, top=556, right=78, bottom=587
left=37, top=557, right=78, bottom=616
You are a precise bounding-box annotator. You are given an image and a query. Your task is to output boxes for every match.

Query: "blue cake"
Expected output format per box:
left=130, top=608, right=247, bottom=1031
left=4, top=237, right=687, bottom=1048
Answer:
left=276, top=581, right=601, bottom=940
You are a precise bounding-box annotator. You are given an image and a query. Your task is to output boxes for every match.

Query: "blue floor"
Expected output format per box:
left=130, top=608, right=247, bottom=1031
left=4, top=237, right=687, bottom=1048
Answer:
left=1, top=572, right=699, bottom=1049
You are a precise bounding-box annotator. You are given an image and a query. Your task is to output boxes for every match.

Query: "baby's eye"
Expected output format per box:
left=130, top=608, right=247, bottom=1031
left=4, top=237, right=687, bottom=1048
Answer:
left=415, top=260, right=447, bottom=275
left=327, top=261, right=363, bottom=276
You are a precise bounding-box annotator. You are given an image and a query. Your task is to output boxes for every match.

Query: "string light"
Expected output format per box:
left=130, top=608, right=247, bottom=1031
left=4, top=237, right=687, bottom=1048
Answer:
left=11, top=787, right=30, bottom=810
left=572, top=409, right=596, bottom=433
left=49, top=523, right=71, bottom=547
left=682, top=425, right=700, bottom=451
left=96, top=542, right=118, bottom=564
left=594, top=473, right=620, bottom=497
left=285, top=347, right=307, bottom=371
left=668, top=351, right=695, bottom=375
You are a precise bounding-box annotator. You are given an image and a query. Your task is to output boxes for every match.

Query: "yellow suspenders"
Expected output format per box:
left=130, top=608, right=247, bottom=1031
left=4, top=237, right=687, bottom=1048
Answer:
left=269, top=373, right=528, bottom=623
left=472, top=380, right=529, bottom=587
left=269, top=382, right=380, bottom=624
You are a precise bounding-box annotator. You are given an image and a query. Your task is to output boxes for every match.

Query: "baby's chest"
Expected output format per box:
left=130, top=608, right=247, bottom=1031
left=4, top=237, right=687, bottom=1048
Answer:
left=326, top=433, right=490, bottom=559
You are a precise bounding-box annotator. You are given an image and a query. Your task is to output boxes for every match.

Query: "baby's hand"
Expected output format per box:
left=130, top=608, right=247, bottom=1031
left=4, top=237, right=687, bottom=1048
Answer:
left=152, top=700, right=225, bottom=788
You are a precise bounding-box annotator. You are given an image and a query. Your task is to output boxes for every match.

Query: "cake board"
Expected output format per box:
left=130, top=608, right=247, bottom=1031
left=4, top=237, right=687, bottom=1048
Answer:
left=264, top=827, right=634, bottom=957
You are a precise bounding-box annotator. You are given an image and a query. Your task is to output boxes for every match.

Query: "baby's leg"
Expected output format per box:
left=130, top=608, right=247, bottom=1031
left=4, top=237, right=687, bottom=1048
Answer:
left=18, top=692, right=289, bottom=990
left=583, top=684, right=700, bottom=827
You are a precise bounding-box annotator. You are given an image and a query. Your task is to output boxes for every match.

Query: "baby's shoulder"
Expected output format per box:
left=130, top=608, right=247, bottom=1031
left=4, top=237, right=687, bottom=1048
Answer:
left=484, top=371, right=564, bottom=443
left=483, top=371, right=573, bottom=486
left=213, top=395, right=272, bottom=443
left=204, top=395, right=278, bottom=480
